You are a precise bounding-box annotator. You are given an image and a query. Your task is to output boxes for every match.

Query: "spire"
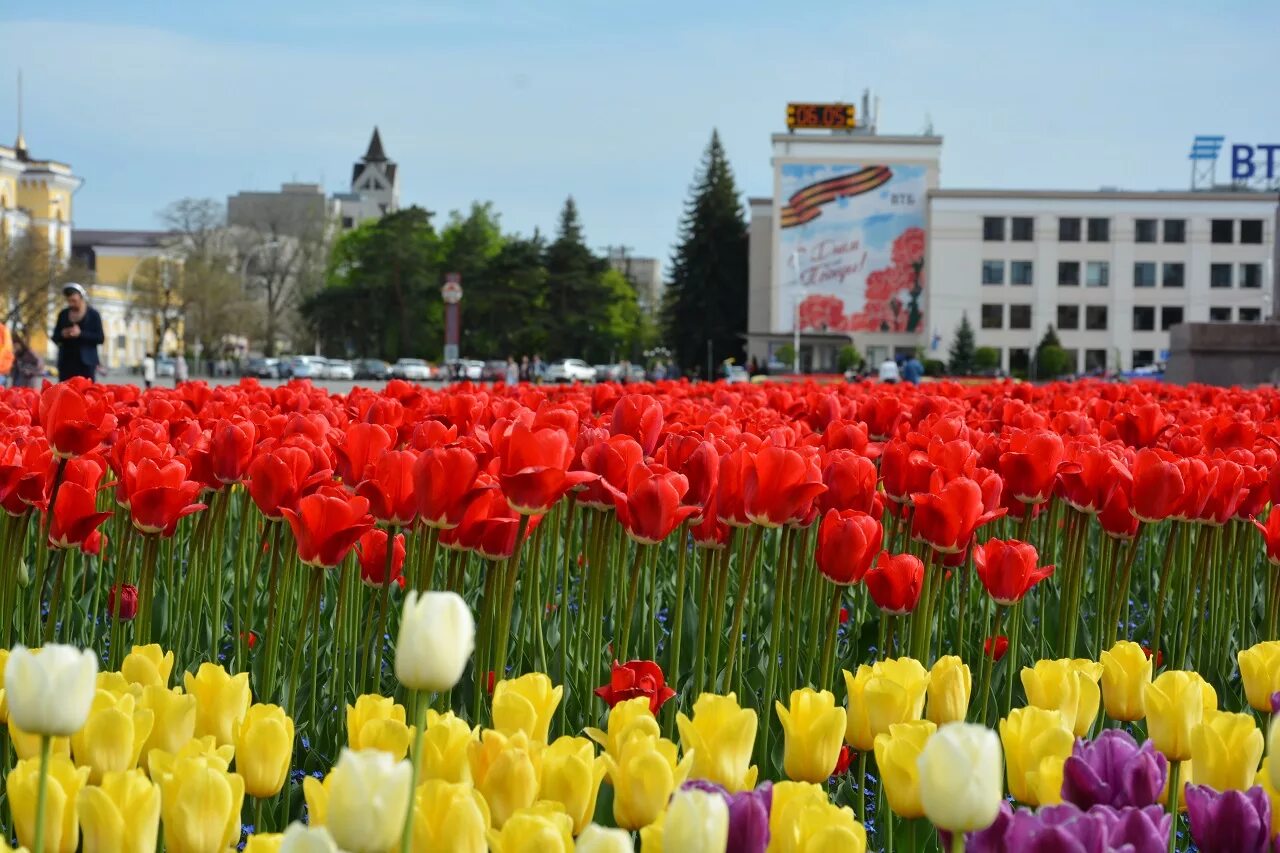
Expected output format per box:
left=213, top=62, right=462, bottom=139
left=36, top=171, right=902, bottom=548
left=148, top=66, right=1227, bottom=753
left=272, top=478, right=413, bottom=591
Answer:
left=14, top=69, right=26, bottom=157
left=364, top=126, right=387, bottom=163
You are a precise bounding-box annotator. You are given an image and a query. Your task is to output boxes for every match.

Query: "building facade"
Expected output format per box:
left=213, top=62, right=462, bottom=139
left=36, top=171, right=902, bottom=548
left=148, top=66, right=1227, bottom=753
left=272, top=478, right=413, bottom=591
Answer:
left=606, top=250, right=663, bottom=315
left=335, top=127, right=399, bottom=229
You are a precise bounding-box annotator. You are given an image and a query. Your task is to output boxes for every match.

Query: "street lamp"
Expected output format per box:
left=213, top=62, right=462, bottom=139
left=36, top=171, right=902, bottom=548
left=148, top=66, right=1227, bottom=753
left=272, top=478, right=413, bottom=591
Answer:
left=240, top=241, right=284, bottom=293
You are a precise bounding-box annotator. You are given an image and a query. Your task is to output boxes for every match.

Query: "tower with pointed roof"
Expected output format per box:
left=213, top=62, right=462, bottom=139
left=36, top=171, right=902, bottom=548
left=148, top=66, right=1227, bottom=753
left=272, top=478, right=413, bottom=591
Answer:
left=337, top=127, right=398, bottom=229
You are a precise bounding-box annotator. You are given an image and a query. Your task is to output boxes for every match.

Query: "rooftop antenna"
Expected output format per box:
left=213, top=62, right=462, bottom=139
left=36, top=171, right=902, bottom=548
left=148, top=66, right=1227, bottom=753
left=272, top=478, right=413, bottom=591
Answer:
left=924, top=112, right=935, bottom=136
left=15, top=69, right=26, bottom=154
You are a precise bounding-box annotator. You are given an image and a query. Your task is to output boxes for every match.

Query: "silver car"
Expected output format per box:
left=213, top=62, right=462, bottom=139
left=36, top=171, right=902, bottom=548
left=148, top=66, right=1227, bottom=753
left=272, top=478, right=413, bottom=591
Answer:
left=325, top=359, right=355, bottom=380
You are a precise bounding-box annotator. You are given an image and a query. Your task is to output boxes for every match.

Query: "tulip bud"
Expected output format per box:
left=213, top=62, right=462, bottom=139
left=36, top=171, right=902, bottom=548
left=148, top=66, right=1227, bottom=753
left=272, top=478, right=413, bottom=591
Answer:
left=775, top=688, right=846, bottom=783
left=576, top=824, right=633, bottom=853
left=998, top=706, right=1074, bottom=805
left=136, top=686, right=197, bottom=772
left=76, top=768, right=161, bottom=853
left=302, top=773, right=333, bottom=827
left=183, top=663, right=251, bottom=747
left=486, top=802, right=574, bottom=853
left=602, top=730, right=692, bottom=830
left=873, top=720, right=936, bottom=819
left=1189, top=710, right=1264, bottom=793
left=664, top=787, right=729, bottom=851
left=539, top=736, right=606, bottom=834
left=864, top=657, right=930, bottom=740
left=1144, top=670, right=1208, bottom=762
left=279, top=822, right=340, bottom=853
left=108, top=584, right=138, bottom=621
left=5, top=643, right=98, bottom=736
left=770, top=791, right=867, bottom=851
left=394, top=590, right=475, bottom=693
left=926, top=656, right=971, bottom=725
left=345, top=695, right=412, bottom=761
left=1100, top=640, right=1151, bottom=722
left=1238, top=641, right=1280, bottom=713
left=70, top=689, right=155, bottom=783
left=411, top=779, right=490, bottom=853
left=120, top=644, right=173, bottom=689
left=326, top=749, right=412, bottom=853
left=842, top=666, right=875, bottom=751
left=420, top=709, right=476, bottom=783
left=7, top=754, right=90, bottom=852
left=157, top=756, right=245, bottom=853
left=492, top=672, right=564, bottom=744
left=586, top=695, right=659, bottom=760
left=235, top=704, right=294, bottom=799
left=243, top=833, right=283, bottom=853
left=468, top=729, right=541, bottom=828
left=1021, top=658, right=1103, bottom=736
left=674, top=692, right=758, bottom=793
left=916, top=722, right=1004, bottom=833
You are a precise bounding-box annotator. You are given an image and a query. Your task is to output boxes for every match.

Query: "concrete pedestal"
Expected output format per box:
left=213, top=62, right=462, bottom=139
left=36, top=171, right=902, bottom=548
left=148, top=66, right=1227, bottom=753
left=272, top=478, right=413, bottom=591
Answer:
left=1165, top=322, right=1280, bottom=386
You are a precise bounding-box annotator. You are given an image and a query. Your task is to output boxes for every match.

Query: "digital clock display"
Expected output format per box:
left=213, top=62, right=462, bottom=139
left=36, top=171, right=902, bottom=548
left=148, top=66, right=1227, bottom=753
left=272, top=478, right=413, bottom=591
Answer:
left=786, top=103, right=856, bottom=131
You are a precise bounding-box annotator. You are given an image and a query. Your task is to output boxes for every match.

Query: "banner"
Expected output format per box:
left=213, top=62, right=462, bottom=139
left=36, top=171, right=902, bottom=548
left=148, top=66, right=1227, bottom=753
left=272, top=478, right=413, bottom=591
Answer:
left=776, top=162, right=927, bottom=335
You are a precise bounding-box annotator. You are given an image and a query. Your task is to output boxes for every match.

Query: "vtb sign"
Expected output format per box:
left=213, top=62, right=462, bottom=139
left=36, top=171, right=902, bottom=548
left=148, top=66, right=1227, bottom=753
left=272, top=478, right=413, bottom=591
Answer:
left=1191, top=135, right=1280, bottom=182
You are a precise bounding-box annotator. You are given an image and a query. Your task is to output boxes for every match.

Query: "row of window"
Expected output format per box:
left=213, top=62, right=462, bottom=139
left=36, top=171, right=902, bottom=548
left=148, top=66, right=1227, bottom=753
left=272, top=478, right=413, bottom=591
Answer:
left=992, top=348, right=1156, bottom=374
left=981, top=302, right=1265, bottom=333
left=982, top=216, right=1264, bottom=245
left=982, top=260, right=1263, bottom=289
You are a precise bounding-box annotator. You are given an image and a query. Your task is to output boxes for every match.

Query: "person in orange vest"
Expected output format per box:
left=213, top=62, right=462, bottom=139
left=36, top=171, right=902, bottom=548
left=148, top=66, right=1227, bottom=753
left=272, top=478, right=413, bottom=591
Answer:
left=0, top=323, right=13, bottom=387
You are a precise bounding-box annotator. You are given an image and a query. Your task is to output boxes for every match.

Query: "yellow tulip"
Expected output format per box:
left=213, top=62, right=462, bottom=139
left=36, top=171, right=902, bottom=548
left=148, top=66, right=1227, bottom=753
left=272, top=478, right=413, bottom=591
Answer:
left=1189, top=710, right=1264, bottom=792
left=467, top=728, right=542, bottom=828
left=8, top=717, right=71, bottom=760
left=917, top=722, right=1004, bottom=833
left=775, top=688, right=847, bottom=783
left=998, top=706, right=1074, bottom=805
left=243, top=834, right=283, bottom=853
left=664, top=787, right=729, bottom=851
left=1258, top=758, right=1280, bottom=839
left=136, top=686, right=197, bottom=773
left=120, top=644, right=174, bottom=689
left=487, top=802, right=574, bottom=853
left=1100, top=641, right=1151, bottom=722
left=1020, top=658, right=1103, bottom=736
left=539, top=735, right=606, bottom=834
left=771, top=794, right=866, bottom=853
left=183, top=662, right=251, bottom=747
left=1271, top=716, right=1280, bottom=792
left=639, top=820, right=663, bottom=853
left=873, top=720, right=936, bottom=819
left=235, top=703, right=294, bottom=799
left=325, top=748, right=412, bottom=853
left=70, top=690, right=155, bottom=784
left=768, top=782, right=828, bottom=847
left=7, top=754, right=90, bottom=853
left=76, top=768, right=161, bottom=853
left=346, top=694, right=413, bottom=760
left=577, top=824, right=634, bottom=852
left=926, top=656, right=971, bottom=725
left=157, top=757, right=245, bottom=853
left=586, top=696, right=658, bottom=760
left=842, top=666, right=875, bottom=750
left=863, top=657, right=930, bottom=740
left=674, top=692, right=758, bottom=792
left=303, top=773, right=334, bottom=826
left=1239, top=641, right=1280, bottom=713
left=419, top=709, right=475, bottom=783
left=492, top=673, right=564, bottom=744
left=95, top=672, right=139, bottom=699
left=411, top=779, right=491, bottom=853
left=1144, top=670, right=1207, bottom=761
left=1032, top=755, right=1066, bottom=806
left=602, top=730, right=692, bottom=830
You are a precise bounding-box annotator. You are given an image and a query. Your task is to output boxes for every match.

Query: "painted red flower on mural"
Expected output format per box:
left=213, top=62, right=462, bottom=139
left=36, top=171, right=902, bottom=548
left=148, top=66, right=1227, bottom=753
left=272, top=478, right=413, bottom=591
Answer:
left=892, top=227, right=925, bottom=268
left=798, top=294, right=849, bottom=332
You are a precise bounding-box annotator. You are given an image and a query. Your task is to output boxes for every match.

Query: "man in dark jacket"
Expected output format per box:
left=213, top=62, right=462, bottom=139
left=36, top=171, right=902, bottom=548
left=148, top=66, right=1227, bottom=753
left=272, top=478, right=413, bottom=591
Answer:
left=51, top=283, right=104, bottom=382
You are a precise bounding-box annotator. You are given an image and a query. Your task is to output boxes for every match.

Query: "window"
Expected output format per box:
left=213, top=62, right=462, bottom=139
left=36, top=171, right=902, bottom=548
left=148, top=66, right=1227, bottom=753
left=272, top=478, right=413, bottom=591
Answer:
left=1085, top=349, right=1107, bottom=372
left=1241, top=263, right=1263, bottom=289
left=1058, top=261, right=1080, bottom=286
left=1241, top=219, right=1264, bottom=244
left=1011, top=217, right=1034, bottom=241
left=1211, top=219, right=1234, bottom=243
left=1240, top=307, right=1262, bottom=323
left=981, top=260, right=1005, bottom=285
left=1135, top=219, right=1158, bottom=243
left=1063, top=349, right=1079, bottom=373
left=1085, top=305, right=1109, bottom=331
left=1059, top=217, right=1082, bottom=241
left=341, top=216, right=355, bottom=228
left=1210, top=263, right=1233, bottom=289
left=1209, top=306, right=1232, bottom=322
left=1133, top=262, right=1157, bottom=288
left=1087, top=218, right=1110, bottom=242
left=1009, top=348, right=1030, bottom=375
left=1132, top=306, right=1156, bottom=331
left=983, top=217, right=1005, bottom=241
left=981, top=304, right=1003, bottom=329
left=1163, top=219, right=1186, bottom=243
left=1057, top=305, right=1080, bottom=330
left=1086, top=261, right=1110, bottom=287
left=1132, top=349, right=1155, bottom=369
left=1162, top=262, right=1185, bottom=288
left=1161, top=306, right=1184, bottom=330
left=1009, top=304, right=1032, bottom=329
left=1010, top=261, right=1034, bottom=285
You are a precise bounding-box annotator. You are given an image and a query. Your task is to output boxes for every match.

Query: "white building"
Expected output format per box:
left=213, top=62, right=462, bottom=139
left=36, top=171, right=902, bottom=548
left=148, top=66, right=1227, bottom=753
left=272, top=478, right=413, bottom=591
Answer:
left=606, top=250, right=663, bottom=315
left=335, top=127, right=398, bottom=229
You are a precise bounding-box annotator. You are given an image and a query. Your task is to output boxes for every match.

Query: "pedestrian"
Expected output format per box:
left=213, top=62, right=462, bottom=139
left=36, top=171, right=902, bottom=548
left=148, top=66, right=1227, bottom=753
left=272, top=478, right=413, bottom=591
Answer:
left=174, top=352, right=189, bottom=385
left=878, top=355, right=900, bottom=384
left=142, top=352, right=156, bottom=389
left=903, top=353, right=925, bottom=385
left=52, top=283, right=104, bottom=382
left=652, top=360, right=667, bottom=381
left=619, top=359, right=631, bottom=385
left=10, top=332, right=42, bottom=388
left=532, top=354, right=545, bottom=384
left=519, top=355, right=531, bottom=382
left=504, top=356, right=519, bottom=386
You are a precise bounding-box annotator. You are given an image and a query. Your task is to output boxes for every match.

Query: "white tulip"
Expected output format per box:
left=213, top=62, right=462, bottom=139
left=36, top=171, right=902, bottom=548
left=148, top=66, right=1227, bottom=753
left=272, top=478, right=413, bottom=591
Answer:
left=916, top=721, right=1003, bottom=833
left=325, top=748, right=412, bottom=853
left=394, top=591, right=475, bottom=692
left=280, top=821, right=340, bottom=853
left=5, top=644, right=97, bottom=736
left=663, top=787, right=728, bottom=852
left=576, top=824, right=634, bottom=853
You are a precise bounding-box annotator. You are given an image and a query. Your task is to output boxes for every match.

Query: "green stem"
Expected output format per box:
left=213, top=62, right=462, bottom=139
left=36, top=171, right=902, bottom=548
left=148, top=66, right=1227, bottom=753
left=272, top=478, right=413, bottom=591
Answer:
left=618, top=543, right=648, bottom=662
left=33, top=734, right=51, bottom=853
left=1166, top=760, right=1180, bottom=853
left=400, top=691, right=429, bottom=853
left=818, top=583, right=844, bottom=690
left=492, top=515, right=531, bottom=680
left=722, top=526, right=764, bottom=690
left=1005, top=603, right=1022, bottom=716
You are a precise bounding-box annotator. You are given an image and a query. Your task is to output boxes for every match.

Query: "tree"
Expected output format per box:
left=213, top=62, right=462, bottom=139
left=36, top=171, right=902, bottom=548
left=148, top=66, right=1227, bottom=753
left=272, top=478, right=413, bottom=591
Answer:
left=1034, top=325, right=1070, bottom=379
left=948, top=313, right=977, bottom=374
left=0, top=231, right=86, bottom=334
left=465, top=234, right=549, bottom=358
left=662, top=130, right=749, bottom=371
left=837, top=345, right=861, bottom=374
left=974, top=346, right=1001, bottom=372
left=127, top=255, right=187, bottom=355
left=544, top=197, right=612, bottom=361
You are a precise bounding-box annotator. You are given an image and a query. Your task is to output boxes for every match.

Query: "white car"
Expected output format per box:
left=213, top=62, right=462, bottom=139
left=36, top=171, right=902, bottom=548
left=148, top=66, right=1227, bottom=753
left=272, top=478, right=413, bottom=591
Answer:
left=725, top=365, right=749, bottom=383
left=392, top=358, right=432, bottom=381
left=325, top=359, right=355, bottom=380
left=287, top=356, right=328, bottom=380
left=546, top=358, right=597, bottom=383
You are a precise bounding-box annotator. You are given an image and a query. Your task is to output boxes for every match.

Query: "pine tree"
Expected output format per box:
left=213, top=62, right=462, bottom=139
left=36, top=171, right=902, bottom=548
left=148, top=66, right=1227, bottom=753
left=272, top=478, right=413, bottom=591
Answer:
left=948, top=312, right=977, bottom=374
left=544, top=197, right=611, bottom=360
left=662, top=130, right=748, bottom=372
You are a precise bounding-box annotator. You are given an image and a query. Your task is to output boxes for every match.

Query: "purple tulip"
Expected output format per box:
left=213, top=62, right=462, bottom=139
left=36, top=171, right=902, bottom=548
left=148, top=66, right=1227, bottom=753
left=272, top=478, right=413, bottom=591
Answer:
left=956, top=802, right=1014, bottom=853
left=1106, top=805, right=1171, bottom=853
left=1061, top=730, right=1167, bottom=809
left=680, top=780, right=772, bottom=853
left=964, top=802, right=1169, bottom=853
left=1186, top=784, right=1272, bottom=853
left=1271, top=690, right=1280, bottom=714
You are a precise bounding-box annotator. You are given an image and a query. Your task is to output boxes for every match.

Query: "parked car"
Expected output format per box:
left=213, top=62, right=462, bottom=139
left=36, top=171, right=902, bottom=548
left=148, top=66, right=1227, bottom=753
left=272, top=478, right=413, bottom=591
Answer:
left=325, top=359, right=355, bottom=380
left=286, top=356, right=328, bottom=380
left=725, top=365, right=749, bottom=384
left=391, top=358, right=432, bottom=381
left=244, top=357, right=279, bottom=379
left=546, top=358, right=597, bottom=383
left=156, top=357, right=176, bottom=378
left=593, top=364, right=621, bottom=382
left=354, top=358, right=391, bottom=381
left=480, top=360, right=506, bottom=381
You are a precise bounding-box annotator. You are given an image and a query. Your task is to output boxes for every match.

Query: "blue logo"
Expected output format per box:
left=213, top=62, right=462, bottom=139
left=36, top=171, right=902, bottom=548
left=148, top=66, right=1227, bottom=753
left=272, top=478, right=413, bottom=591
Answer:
left=1189, top=136, right=1225, bottom=161
left=1230, top=143, right=1280, bottom=181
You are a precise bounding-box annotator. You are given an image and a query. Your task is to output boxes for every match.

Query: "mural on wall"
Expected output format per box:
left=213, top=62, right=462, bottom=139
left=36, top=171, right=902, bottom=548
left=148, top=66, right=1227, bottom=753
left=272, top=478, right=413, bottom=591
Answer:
left=777, top=162, right=927, bottom=334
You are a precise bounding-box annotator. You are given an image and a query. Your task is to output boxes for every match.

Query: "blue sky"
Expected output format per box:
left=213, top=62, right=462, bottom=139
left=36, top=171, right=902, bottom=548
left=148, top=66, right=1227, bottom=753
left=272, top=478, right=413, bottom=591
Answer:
left=3, top=1, right=1278, bottom=262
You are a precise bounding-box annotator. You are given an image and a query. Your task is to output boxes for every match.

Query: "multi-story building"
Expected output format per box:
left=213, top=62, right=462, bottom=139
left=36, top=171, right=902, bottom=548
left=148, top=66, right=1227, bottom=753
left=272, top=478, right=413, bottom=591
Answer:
left=606, top=249, right=663, bottom=315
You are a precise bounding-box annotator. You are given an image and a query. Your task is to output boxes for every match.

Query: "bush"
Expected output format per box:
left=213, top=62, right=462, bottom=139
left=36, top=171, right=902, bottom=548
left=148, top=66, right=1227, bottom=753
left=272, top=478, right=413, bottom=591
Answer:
left=774, top=344, right=796, bottom=369
left=974, top=347, right=1001, bottom=371
left=923, top=359, right=947, bottom=377
left=836, top=345, right=862, bottom=374
left=1036, top=345, right=1071, bottom=379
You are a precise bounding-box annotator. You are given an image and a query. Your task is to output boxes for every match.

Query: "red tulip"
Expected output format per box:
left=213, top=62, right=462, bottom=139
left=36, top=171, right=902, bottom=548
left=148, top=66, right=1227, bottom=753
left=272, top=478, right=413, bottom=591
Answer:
left=998, top=430, right=1065, bottom=504
left=613, top=465, right=698, bottom=545
left=82, top=529, right=107, bottom=557
left=814, top=509, right=883, bottom=585
left=38, top=379, right=116, bottom=458
left=1130, top=448, right=1185, bottom=522
left=246, top=446, right=327, bottom=520
left=881, top=440, right=932, bottom=504
left=355, top=528, right=406, bottom=588
left=282, top=488, right=375, bottom=567
left=47, top=457, right=112, bottom=550
left=1109, top=402, right=1172, bottom=449
left=413, top=445, right=487, bottom=528
left=594, top=659, right=676, bottom=714
left=15, top=441, right=54, bottom=512
left=816, top=450, right=879, bottom=515
left=984, top=635, right=1010, bottom=661
left=498, top=423, right=595, bottom=514
left=1097, top=481, right=1140, bottom=540
left=439, top=484, right=528, bottom=561
left=126, top=458, right=206, bottom=536
left=864, top=552, right=925, bottom=614
left=715, top=445, right=753, bottom=528
left=1253, top=511, right=1280, bottom=566
left=744, top=446, right=826, bottom=527
left=333, top=422, right=395, bottom=486
left=1057, top=446, right=1126, bottom=515
left=577, top=434, right=645, bottom=510
left=209, top=418, right=256, bottom=484
left=109, top=583, right=138, bottom=621
left=610, top=395, right=664, bottom=457
left=658, top=435, right=719, bottom=522
left=973, top=538, right=1054, bottom=605
left=691, top=497, right=731, bottom=549
left=355, top=449, right=419, bottom=527
left=911, top=476, right=1005, bottom=554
